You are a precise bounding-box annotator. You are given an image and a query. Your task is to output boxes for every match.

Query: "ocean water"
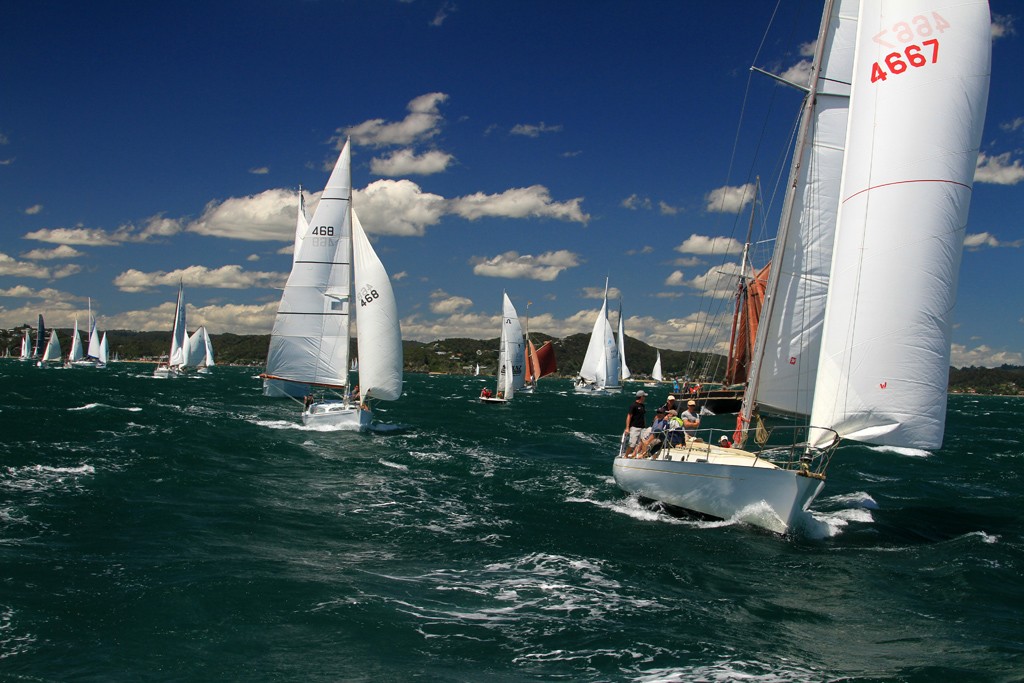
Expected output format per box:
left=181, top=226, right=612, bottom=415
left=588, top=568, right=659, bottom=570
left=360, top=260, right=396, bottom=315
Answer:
left=1, top=362, right=1021, bottom=682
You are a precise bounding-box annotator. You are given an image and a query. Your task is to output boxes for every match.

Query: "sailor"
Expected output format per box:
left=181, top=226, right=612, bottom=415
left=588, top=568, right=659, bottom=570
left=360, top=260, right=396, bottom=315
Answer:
left=623, top=390, right=647, bottom=455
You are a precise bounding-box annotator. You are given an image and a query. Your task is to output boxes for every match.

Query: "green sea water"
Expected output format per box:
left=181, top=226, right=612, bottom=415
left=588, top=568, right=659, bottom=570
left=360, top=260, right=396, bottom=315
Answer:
left=1, top=362, right=1022, bottom=681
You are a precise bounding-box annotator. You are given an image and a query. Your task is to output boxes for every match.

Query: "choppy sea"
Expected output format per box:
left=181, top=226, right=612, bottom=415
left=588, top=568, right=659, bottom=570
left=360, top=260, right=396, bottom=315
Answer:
left=1, top=361, right=1021, bottom=681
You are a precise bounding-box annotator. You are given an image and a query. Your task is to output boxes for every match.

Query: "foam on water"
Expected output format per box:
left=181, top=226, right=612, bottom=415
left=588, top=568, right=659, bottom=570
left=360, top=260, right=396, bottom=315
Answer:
left=868, top=444, right=932, bottom=458
left=67, top=403, right=142, bottom=412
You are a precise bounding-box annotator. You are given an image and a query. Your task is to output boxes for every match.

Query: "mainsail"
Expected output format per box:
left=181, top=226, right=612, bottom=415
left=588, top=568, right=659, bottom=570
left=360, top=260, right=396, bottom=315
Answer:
left=265, top=141, right=354, bottom=388
left=578, top=280, right=620, bottom=389
left=617, top=301, right=631, bottom=381
left=68, top=320, right=84, bottom=362
left=40, top=329, right=61, bottom=363
left=32, top=315, right=45, bottom=358
left=497, top=292, right=525, bottom=399
left=809, top=0, right=991, bottom=448
left=168, top=283, right=189, bottom=368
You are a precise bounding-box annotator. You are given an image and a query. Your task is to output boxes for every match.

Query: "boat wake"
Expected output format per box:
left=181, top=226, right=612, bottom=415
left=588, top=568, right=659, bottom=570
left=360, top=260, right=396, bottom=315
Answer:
left=868, top=445, right=932, bottom=458
left=67, top=403, right=143, bottom=412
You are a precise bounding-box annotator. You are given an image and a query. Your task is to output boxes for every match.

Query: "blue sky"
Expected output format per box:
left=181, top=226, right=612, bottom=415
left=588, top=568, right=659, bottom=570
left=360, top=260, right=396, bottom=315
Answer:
left=1, top=1, right=1022, bottom=367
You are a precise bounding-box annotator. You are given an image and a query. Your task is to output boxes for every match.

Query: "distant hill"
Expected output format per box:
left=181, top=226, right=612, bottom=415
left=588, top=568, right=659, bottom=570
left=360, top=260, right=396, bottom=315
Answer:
left=2, top=325, right=1019, bottom=394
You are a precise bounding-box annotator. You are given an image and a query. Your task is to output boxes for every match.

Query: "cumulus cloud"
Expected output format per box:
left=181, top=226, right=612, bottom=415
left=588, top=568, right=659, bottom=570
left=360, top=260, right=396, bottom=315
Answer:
left=24, top=214, right=183, bottom=246
left=582, top=286, right=622, bottom=300
left=992, top=14, right=1015, bottom=40
left=249, top=166, right=269, bottom=175
left=0, top=252, right=80, bottom=279
left=430, top=1, right=455, bottom=27
left=470, top=250, right=580, bottom=281
left=975, top=152, right=1024, bottom=185
left=705, top=183, right=756, bottom=213
left=659, top=201, right=680, bottom=215
left=1000, top=117, right=1024, bottom=132
left=343, top=92, right=448, bottom=148
left=963, top=232, right=1023, bottom=249
left=24, top=204, right=43, bottom=215
left=187, top=188, right=296, bottom=241
left=355, top=179, right=448, bottom=236
left=510, top=122, right=563, bottom=138
left=370, top=148, right=454, bottom=176
left=450, top=185, right=588, bottom=223
left=674, top=234, right=744, bottom=256
left=102, top=300, right=280, bottom=335
left=621, top=194, right=652, bottom=210
left=665, top=263, right=741, bottom=298
left=113, top=264, right=286, bottom=293
left=951, top=343, right=1023, bottom=368
left=429, top=289, right=473, bottom=314
left=20, top=245, right=84, bottom=260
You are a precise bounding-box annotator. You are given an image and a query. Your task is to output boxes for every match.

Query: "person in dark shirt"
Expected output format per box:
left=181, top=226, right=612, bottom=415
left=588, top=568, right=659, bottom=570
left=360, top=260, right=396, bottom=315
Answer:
left=623, top=390, right=647, bottom=456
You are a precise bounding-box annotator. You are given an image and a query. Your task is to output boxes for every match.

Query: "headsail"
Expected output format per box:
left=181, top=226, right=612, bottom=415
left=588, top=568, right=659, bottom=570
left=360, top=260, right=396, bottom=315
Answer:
left=352, top=208, right=402, bottom=401
left=617, top=301, right=631, bottom=381
left=40, top=329, right=61, bottom=363
left=168, top=284, right=188, bottom=368
left=497, top=292, right=525, bottom=399
left=809, top=0, right=991, bottom=449
left=652, top=350, right=663, bottom=382
left=68, top=320, right=84, bottom=362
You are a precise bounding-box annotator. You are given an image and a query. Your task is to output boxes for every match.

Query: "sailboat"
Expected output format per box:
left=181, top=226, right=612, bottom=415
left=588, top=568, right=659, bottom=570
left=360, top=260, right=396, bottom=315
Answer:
left=36, top=329, right=62, bottom=367
left=19, top=329, right=32, bottom=361
left=189, top=326, right=215, bottom=373
left=97, top=332, right=109, bottom=368
left=519, top=301, right=557, bottom=393
left=613, top=0, right=990, bottom=534
left=31, top=315, right=46, bottom=359
left=263, top=188, right=314, bottom=399
left=261, top=139, right=403, bottom=430
left=643, top=350, right=663, bottom=388
left=481, top=293, right=525, bottom=404
left=574, top=279, right=621, bottom=394
left=154, top=283, right=188, bottom=377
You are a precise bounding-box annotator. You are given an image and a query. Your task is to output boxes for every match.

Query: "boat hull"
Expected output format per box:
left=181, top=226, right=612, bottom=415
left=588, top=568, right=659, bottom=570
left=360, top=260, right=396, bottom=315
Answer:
left=479, top=397, right=509, bottom=404
left=302, top=401, right=371, bottom=431
left=613, top=452, right=825, bottom=534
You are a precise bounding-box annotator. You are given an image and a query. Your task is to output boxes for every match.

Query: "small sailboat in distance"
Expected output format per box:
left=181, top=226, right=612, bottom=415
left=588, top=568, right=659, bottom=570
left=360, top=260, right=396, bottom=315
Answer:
left=480, top=293, right=524, bottom=404
left=574, top=279, right=620, bottom=394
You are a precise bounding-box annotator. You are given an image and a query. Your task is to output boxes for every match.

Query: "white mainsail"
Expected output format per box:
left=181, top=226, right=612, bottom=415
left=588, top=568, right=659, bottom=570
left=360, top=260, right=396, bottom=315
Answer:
left=652, top=350, right=663, bottom=382
left=809, top=0, right=991, bottom=449
left=265, top=139, right=357, bottom=392
left=744, top=0, right=858, bottom=419
left=496, top=292, right=525, bottom=399
left=168, top=283, right=189, bottom=368
left=352, top=209, right=402, bottom=401
left=68, top=320, right=84, bottom=362
left=617, top=301, right=631, bottom=381
left=293, top=186, right=309, bottom=263
left=87, top=299, right=102, bottom=361
left=20, top=330, right=32, bottom=360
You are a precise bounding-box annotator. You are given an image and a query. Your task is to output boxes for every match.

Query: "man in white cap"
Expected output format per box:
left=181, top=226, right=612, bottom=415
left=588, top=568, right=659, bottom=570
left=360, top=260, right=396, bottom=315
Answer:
left=658, top=394, right=678, bottom=414
left=622, top=390, right=647, bottom=456
left=681, top=399, right=701, bottom=439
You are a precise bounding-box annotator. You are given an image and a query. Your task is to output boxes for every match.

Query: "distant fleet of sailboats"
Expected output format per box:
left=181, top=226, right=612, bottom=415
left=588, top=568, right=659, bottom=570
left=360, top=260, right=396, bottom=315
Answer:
left=154, top=283, right=215, bottom=377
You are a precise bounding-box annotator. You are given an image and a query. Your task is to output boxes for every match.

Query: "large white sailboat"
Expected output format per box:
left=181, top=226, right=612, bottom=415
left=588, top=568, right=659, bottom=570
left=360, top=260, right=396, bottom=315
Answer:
left=262, top=139, right=403, bottom=430
left=36, top=329, right=62, bottom=367
left=481, top=293, right=524, bottom=404
left=574, top=279, right=621, bottom=394
left=614, top=0, right=991, bottom=533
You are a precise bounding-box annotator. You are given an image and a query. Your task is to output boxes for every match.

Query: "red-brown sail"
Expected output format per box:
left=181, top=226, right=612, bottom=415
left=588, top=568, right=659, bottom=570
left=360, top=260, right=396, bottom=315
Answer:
left=725, top=262, right=770, bottom=385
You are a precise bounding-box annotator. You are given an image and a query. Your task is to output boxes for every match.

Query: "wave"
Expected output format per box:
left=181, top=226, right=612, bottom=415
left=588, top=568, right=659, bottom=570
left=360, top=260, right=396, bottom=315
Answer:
left=67, top=403, right=143, bottom=412
left=868, top=444, right=932, bottom=458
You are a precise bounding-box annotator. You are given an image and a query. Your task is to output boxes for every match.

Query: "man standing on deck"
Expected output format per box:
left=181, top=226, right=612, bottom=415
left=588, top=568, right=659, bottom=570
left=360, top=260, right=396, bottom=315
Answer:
left=623, top=390, right=647, bottom=456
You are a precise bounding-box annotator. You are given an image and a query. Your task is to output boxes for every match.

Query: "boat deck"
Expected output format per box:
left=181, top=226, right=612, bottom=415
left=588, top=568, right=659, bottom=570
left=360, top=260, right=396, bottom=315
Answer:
left=624, top=441, right=781, bottom=470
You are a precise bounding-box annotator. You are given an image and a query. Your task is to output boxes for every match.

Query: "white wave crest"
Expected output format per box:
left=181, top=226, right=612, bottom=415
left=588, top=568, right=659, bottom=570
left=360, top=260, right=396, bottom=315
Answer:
left=68, top=403, right=142, bottom=412
left=868, top=445, right=932, bottom=458
left=379, top=459, right=408, bottom=471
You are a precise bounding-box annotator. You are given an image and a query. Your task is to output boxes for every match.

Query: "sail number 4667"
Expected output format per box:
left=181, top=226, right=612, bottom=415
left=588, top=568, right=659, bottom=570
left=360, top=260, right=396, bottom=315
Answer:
left=870, top=12, right=949, bottom=84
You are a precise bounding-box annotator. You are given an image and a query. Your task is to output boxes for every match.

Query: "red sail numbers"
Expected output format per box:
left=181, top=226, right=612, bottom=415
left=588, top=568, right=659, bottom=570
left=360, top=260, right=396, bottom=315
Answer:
left=870, top=12, right=950, bottom=84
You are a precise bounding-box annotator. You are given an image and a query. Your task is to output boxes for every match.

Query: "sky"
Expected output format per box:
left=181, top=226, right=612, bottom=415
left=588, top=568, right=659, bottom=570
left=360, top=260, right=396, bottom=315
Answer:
left=1, top=0, right=1022, bottom=367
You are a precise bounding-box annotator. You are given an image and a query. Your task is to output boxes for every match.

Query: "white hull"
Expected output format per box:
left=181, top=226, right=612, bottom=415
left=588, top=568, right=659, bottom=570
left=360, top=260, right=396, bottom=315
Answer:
left=479, top=397, right=509, bottom=404
left=573, top=382, right=620, bottom=395
left=613, top=445, right=825, bottom=534
left=302, top=401, right=372, bottom=431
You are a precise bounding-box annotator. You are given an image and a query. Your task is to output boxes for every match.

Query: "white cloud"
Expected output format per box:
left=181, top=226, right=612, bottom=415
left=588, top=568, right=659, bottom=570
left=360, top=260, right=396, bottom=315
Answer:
left=975, top=152, right=1024, bottom=185
left=0, top=252, right=80, bottom=279
left=450, top=185, right=588, bottom=223
left=621, top=194, right=652, bottom=210
left=779, top=59, right=813, bottom=88
left=665, top=270, right=686, bottom=286
left=510, top=122, right=563, bottom=138
left=187, top=188, right=295, bottom=241
left=103, top=300, right=279, bottom=335
left=659, top=201, right=680, bottom=216
left=113, top=264, right=286, bottom=293
left=392, top=271, right=408, bottom=281
left=665, top=263, right=741, bottom=298
left=20, top=245, right=84, bottom=260
left=964, top=232, right=1023, bottom=249
left=1000, top=117, right=1024, bottom=132
left=430, top=1, right=455, bottom=27
left=582, top=286, right=622, bottom=300
left=370, top=148, right=454, bottom=176
left=992, top=14, right=1015, bottom=40
left=950, top=343, right=1023, bottom=368
left=674, top=233, right=743, bottom=256
left=429, top=289, right=473, bottom=314
left=343, top=92, right=448, bottom=148
left=355, top=179, right=448, bottom=237
left=24, top=214, right=183, bottom=246
left=24, top=204, right=43, bottom=215
left=705, top=183, right=756, bottom=213
left=673, top=256, right=704, bottom=267
left=247, top=254, right=260, bottom=262
left=471, top=250, right=580, bottom=281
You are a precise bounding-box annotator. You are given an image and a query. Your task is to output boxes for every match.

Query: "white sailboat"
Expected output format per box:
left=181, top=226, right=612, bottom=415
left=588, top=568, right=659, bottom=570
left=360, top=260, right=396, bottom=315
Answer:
left=67, top=319, right=85, bottom=365
left=97, top=332, right=109, bottom=368
left=19, top=329, right=32, bottom=361
left=617, top=301, right=631, bottom=384
left=262, top=139, right=403, bottom=430
left=613, top=0, right=990, bottom=534
left=154, top=283, right=188, bottom=377
left=644, top=350, right=663, bottom=387
left=263, top=188, right=314, bottom=398
left=189, top=326, right=215, bottom=373
left=36, top=329, right=62, bottom=367
left=480, top=293, right=524, bottom=404
left=574, top=279, right=620, bottom=394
